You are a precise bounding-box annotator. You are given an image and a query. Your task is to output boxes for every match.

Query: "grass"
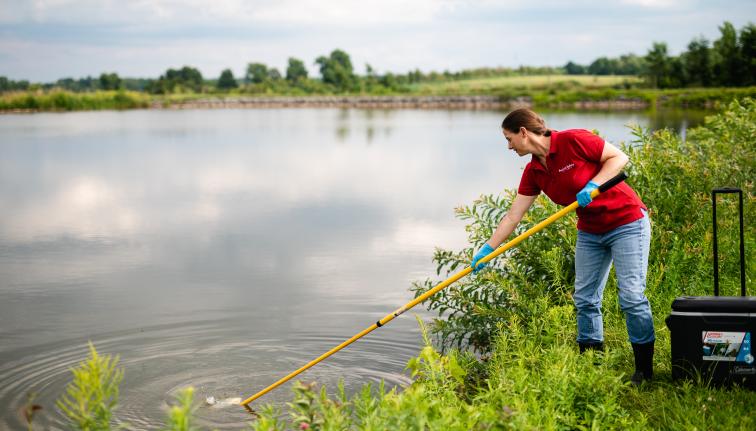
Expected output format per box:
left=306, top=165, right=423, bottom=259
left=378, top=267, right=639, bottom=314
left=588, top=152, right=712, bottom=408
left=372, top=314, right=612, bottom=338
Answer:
left=409, top=74, right=642, bottom=95
left=0, top=89, right=151, bottom=111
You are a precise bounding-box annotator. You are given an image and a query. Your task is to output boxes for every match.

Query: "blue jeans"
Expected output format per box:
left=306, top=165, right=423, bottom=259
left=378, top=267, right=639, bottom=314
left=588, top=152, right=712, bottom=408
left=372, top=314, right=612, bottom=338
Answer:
left=573, top=210, right=655, bottom=344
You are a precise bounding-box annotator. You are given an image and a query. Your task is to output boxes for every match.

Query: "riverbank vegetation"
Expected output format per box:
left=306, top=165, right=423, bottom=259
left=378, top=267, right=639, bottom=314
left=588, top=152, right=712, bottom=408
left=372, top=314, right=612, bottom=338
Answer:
left=0, top=90, right=150, bottom=112
left=1, top=21, right=753, bottom=112
left=35, top=99, right=755, bottom=430
left=248, top=99, right=756, bottom=428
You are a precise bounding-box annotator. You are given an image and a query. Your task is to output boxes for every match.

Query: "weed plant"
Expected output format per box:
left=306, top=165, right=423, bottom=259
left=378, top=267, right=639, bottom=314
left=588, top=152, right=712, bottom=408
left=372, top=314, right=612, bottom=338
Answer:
left=163, top=387, right=198, bottom=431
left=56, top=342, right=124, bottom=431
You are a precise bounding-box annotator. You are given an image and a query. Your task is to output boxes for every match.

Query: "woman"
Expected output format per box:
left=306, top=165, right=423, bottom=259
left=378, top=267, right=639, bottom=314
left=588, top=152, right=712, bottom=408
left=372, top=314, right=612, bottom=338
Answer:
left=471, top=108, right=655, bottom=384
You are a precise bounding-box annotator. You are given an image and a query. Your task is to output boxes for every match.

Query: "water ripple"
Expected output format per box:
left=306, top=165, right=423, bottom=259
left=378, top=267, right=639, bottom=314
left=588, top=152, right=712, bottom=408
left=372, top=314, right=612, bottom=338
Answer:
left=0, top=316, right=420, bottom=430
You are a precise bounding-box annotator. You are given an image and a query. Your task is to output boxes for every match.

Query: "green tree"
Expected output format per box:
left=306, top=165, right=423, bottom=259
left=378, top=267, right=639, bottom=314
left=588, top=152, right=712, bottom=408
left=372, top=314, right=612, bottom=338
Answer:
left=176, top=66, right=203, bottom=91
left=380, top=72, right=400, bottom=91
left=99, top=72, right=122, bottom=90
left=683, top=36, right=712, bottom=87
left=315, top=49, right=357, bottom=91
left=246, top=62, right=269, bottom=84
left=363, top=63, right=380, bottom=90
left=0, top=76, right=30, bottom=92
left=712, top=21, right=742, bottom=86
left=285, top=57, right=308, bottom=82
left=564, top=61, right=586, bottom=75
left=615, top=54, right=645, bottom=75
left=644, top=42, right=671, bottom=88
left=738, top=23, right=756, bottom=86
left=588, top=57, right=612, bottom=75
left=148, top=66, right=203, bottom=94
left=267, top=67, right=282, bottom=81
left=668, top=56, right=687, bottom=87
left=217, top=68, right=238, bottom=90
left=407, top=68, right=423, bottom=83
left=56, top=76, right=96, bottom=92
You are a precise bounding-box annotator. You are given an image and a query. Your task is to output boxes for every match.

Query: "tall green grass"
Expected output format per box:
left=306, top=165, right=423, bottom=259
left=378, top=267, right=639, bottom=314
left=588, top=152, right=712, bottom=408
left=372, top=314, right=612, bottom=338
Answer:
left=0, top=90, right=151, bottom=111
left=409, top=74, right=642, bottom=95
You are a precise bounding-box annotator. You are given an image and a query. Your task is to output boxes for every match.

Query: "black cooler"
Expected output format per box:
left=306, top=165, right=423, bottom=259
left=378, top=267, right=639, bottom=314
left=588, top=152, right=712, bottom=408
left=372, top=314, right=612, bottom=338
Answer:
left=666, top=188, right=755, bottom=388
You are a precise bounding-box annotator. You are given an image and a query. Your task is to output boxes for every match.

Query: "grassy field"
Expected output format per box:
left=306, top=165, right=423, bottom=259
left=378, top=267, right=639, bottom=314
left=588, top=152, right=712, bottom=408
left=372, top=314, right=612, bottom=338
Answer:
left=410, top=74, right=643, bottom=95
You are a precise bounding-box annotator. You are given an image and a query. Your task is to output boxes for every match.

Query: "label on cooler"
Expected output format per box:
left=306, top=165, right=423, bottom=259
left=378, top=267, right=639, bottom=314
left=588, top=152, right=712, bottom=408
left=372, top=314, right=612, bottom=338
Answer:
left=702, top=331, right=752, bottom=364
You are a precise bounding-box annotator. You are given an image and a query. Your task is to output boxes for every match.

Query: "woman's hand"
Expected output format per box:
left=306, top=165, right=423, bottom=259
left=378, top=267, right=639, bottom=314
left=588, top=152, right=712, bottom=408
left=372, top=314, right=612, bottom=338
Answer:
left=471, top=243, right=495, bottom=273
left=577, top=181, right=599, bottom=207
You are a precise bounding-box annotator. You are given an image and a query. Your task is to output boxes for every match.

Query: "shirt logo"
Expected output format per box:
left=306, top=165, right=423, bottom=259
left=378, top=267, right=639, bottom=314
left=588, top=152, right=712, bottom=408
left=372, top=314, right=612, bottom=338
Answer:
left=558, top=163, right=575, bottom=173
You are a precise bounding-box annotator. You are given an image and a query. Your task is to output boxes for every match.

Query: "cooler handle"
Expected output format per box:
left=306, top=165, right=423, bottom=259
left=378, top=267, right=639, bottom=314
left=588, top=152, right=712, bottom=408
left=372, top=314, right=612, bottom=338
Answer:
left=712, top=187, right=746, bottom=296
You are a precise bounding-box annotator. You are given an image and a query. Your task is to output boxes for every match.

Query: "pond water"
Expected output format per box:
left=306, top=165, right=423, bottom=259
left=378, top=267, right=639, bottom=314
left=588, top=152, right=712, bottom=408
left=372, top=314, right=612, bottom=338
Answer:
left=0, top=107, right=707, bottom=429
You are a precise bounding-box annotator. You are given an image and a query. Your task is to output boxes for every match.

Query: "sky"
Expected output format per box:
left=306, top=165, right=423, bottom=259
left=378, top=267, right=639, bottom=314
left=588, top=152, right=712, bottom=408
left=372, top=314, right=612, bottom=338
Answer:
left=0, top=0, right=754, bottom=82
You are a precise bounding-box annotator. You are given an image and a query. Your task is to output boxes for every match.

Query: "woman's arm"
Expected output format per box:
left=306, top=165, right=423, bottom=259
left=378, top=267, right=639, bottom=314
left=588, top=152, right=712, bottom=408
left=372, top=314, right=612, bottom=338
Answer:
left=591, top=142, right=629, bottom=186
left=487, top=193, right=538, bottom=248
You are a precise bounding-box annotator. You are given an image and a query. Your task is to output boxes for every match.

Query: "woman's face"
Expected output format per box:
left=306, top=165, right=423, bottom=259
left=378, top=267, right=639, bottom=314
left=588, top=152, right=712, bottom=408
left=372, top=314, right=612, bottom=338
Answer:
left=503, top=127, right=529, bottom=156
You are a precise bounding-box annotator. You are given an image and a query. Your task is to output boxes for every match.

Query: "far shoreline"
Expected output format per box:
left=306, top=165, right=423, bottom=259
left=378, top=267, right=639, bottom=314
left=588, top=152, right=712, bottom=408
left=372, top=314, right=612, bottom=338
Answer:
left=0, top=94, right=654, bottom=114
left=148, top=95, right=651, bottom=111
left=2, top=88, right=754, bottom=114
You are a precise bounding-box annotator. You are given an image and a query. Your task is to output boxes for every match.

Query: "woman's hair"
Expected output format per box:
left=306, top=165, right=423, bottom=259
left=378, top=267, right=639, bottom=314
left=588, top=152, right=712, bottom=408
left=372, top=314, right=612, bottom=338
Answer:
left=501, top=108, right=551, bottom=137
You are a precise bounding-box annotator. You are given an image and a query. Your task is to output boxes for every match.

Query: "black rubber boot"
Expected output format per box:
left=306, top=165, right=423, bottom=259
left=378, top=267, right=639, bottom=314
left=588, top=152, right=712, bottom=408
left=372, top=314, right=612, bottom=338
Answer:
left=630, top=341, right=654, bottom=385
left=578, top=342, right=604, bottom=353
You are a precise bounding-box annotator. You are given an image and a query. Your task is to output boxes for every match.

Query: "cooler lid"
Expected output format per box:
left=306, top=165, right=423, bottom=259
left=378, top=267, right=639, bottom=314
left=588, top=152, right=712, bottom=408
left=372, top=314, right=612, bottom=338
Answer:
left=671, top=296, right=756, bottom=313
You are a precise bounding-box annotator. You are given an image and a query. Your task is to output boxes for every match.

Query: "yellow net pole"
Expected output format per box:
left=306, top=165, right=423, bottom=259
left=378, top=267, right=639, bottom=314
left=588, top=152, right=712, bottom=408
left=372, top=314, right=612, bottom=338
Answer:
left=240, top=172, right=627, bottom=407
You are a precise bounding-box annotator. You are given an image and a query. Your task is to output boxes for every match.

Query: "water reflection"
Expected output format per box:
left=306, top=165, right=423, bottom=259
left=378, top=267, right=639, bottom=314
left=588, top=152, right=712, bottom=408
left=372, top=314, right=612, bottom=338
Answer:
left=0, top=107, right=706, bottom=429
left=646, top=107, right=709, bottom=134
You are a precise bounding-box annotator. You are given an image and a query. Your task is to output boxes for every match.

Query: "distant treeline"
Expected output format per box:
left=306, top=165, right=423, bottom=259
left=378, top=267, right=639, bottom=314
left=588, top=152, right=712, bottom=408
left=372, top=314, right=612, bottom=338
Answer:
left=0, top=58, right=564, bottom=96
left=1, top=21, right=753, bottom=95
left=0, top=75, right=151, bottom=93
left=566, top=22, right=755, bottom=88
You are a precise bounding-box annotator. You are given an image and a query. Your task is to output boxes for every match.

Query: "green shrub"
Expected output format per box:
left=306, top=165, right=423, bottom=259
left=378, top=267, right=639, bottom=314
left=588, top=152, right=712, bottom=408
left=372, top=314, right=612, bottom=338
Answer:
left=56, top=342, right=124, bottom=431
left=410, top=191, right=577, bottom=352
left=163, top=387, right=198, bottom=431
left=414, top=98, right=754, bottom=354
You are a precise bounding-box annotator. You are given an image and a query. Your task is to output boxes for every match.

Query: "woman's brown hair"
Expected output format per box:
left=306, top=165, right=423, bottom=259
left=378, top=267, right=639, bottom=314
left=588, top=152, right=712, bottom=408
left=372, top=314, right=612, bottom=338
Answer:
left=501, top=108, right=551, bottom=137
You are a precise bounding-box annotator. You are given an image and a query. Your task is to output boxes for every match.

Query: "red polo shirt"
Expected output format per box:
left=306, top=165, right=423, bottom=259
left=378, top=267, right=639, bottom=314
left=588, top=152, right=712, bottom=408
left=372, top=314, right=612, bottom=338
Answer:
left=517, top=129, right=647, bottom=234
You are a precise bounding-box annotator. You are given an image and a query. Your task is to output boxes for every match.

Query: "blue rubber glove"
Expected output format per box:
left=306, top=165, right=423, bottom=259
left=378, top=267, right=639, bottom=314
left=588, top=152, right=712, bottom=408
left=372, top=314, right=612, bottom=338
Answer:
left=471, top=243, right=495, bottom=273
left=576, top=181, right=599, bottom=207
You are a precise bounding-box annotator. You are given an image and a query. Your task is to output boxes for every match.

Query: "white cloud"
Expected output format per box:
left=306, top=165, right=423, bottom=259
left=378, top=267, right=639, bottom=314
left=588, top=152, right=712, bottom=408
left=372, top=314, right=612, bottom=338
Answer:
left=1, top=0, right=754, bottom=80
left=620, top=0, right=684, bottom=7
left=4, top=0, right=460, bottom=25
